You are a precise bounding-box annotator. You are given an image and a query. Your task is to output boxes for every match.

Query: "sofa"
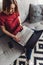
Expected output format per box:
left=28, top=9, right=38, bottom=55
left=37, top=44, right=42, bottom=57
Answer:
left=23, top=4, right=43, bottom=28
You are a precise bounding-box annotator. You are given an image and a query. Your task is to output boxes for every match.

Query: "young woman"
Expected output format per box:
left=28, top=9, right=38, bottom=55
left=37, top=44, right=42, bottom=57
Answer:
left=0, top=0, right=23, bottom=42
left=0, top=0, right=39, bottom=65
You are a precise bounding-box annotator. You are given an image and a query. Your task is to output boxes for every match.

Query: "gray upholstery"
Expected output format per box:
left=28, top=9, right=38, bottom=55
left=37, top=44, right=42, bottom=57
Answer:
left=29, top=4, right=43, bottom=23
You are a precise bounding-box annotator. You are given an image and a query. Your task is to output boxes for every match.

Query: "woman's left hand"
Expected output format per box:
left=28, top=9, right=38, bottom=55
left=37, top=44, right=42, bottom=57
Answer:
left=20, top=25, right=23, bottom=30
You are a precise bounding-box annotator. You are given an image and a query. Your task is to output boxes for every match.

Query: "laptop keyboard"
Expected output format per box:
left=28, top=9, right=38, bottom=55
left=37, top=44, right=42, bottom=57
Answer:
left=17, top=26, right=34, bottom=46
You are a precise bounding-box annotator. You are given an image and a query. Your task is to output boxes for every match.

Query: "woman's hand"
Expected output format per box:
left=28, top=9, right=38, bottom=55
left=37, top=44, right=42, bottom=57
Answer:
left=13, top=35, right=20, bottom=42
left=20, top=25, right=23, bottom=31
left=21, top=25, right=23, bottom=29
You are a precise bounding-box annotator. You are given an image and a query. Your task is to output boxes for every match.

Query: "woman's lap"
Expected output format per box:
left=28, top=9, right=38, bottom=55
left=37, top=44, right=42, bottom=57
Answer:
left=24, top=30, right=43, bottom=60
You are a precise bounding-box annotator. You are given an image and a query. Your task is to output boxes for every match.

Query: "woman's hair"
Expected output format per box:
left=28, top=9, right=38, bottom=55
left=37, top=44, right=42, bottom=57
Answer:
left=2, top=0, right=19, bottom=13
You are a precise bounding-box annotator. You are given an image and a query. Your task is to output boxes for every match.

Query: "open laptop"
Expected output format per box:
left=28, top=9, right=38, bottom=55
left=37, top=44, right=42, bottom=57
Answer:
left=15, top=26, right=34, bottom=46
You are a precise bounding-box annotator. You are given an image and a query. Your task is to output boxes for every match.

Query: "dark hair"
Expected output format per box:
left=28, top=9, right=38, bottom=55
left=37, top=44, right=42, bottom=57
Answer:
left=2, top=0, right=19, bottom=13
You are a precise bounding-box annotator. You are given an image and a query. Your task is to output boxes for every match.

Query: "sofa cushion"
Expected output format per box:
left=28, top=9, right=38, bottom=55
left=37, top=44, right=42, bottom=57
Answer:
left=29, top=4, right=43, bottom=23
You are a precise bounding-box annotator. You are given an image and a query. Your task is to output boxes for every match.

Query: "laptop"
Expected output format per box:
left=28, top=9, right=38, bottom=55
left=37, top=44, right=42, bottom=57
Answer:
left=15, top=26, right=34, bottom=46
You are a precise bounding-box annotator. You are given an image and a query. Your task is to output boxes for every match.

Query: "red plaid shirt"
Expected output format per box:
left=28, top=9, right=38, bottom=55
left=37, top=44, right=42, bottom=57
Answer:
left=0, top=12, right=23, bottom=35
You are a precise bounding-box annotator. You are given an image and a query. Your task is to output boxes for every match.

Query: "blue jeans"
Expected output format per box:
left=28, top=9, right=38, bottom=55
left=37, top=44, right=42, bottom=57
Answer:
left=24, top=30, right=42, bottom=60
left=25, top=48, right=32, bottom=60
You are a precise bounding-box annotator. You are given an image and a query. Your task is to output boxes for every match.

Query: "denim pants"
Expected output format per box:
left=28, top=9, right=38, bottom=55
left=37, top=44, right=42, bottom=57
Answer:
left=25, top=48, right=32, bottom=60
left=24, top=30, right=42, bottom=60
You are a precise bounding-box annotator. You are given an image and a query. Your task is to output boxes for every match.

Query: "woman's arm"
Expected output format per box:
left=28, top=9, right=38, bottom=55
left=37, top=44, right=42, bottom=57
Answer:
left=18, top=16, right=22, bottom=25
left=1, top=26, right=20, bottom=42
left=18, top=16, right=23, bottom=30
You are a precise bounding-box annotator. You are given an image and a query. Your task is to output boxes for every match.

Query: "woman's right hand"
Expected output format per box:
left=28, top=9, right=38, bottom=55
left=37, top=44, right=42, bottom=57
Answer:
left=13, top=35, right=20, bottom=42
